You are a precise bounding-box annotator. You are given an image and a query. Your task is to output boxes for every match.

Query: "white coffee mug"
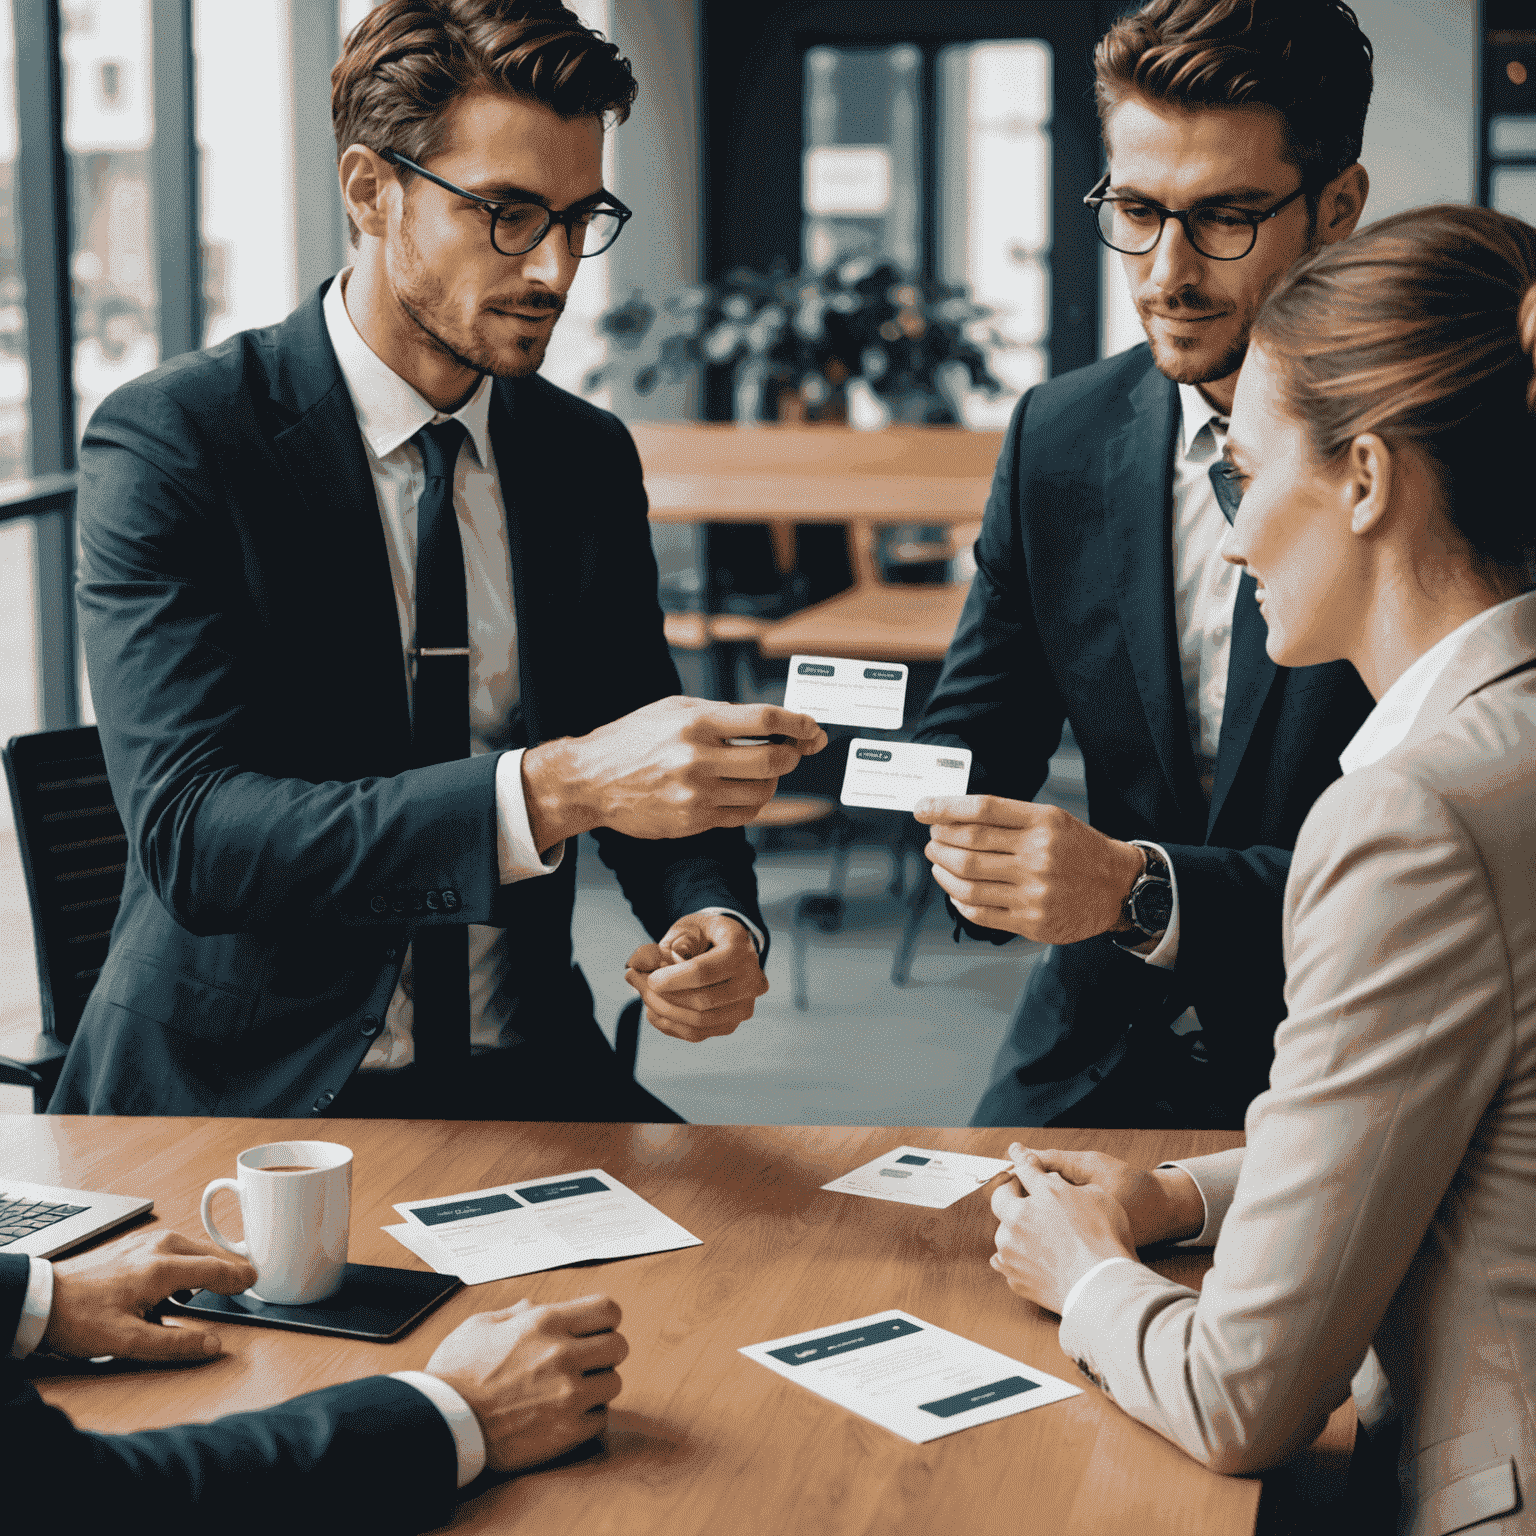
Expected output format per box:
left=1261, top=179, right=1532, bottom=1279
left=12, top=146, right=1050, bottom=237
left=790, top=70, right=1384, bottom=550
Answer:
left=201, top=1140, right=352, bottom=1305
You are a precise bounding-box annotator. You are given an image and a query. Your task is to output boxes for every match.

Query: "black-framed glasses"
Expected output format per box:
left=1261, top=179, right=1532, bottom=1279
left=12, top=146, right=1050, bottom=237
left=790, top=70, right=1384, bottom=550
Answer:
left=1084, top=173, right=1308, bottom=261
left=1210, top=459, right=1243, bottom=524
left=380, top=148, right=632, bottom=258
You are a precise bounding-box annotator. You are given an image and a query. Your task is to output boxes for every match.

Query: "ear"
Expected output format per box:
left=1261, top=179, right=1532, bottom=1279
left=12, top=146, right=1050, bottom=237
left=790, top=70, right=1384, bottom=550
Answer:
left=1345, top=432, right=1393, bottom=536
left=1316, top=163, right=1369, bottom=246
left=338, top=144, right=394, bottom=244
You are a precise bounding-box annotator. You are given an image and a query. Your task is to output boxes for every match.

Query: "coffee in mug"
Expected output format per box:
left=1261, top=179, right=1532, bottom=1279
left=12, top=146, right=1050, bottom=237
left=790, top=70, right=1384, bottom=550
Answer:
left=201, top=1141, right=352, bottom=1305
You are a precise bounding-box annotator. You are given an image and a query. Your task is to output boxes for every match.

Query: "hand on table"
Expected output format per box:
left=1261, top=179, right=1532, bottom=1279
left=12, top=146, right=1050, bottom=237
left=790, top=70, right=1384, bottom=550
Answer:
left=426, top=1295, right=628, bottom=1474
left=43, top=1229, right=258, bottom=1361
left=914, top=795, right=1146, bottom=944
left=624, top=911, right=767, bottom=1041
left=523, top=698, right=827, bottom=849
left=989, top=1145, right=1139, bottom=1316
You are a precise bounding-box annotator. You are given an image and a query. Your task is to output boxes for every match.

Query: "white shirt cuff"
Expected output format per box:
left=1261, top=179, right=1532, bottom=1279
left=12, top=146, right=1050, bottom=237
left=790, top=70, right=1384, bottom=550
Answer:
left=494, top=748, right=564, bottom=883
left=692, top=907, right=765, bottom=955
left=1059, top=1256, right=1134, bottom=1322
left=1157, top=1160, right=1216, bottom=1247
left=11, top=1255, right=53, bottom=1358
left=1132, top=841, right=1181, bottom=970
left=390, top=1370, right=487, bottom=1488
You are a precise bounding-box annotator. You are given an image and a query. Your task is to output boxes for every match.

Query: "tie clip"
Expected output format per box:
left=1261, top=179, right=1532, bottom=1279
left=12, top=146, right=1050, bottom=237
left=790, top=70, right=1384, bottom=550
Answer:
left=413, top=647, right=470, bottom=657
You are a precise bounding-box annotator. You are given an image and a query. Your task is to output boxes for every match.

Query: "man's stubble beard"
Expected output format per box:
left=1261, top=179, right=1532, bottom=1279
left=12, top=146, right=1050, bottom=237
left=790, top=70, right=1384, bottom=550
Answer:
left=391, top=207, right=554, bottom=380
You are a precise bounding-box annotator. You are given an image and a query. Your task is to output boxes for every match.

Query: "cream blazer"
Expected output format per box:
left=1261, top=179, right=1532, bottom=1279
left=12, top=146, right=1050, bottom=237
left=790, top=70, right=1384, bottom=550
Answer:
left=1058, top=593, right=1536, bottom=1536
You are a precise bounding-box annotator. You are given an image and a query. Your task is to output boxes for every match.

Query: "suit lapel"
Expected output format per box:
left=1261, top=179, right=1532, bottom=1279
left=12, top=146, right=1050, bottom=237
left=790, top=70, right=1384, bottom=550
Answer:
left=264, top=284, right=412, bottom=763
left=490, top=378, right=543, bottom=746
left=1404, top=591, right=1536, bottom=748
left=1206, top=572, right=1278, bottom=832
left=1103, top=363, right=1206, bottom=827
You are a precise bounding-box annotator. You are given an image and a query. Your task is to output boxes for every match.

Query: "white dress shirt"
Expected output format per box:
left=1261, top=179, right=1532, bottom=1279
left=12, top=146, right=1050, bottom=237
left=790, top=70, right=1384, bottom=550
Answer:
left=10, top=1254, right=487, bottom=1486
left=322, top=272, right=758, bottom=1069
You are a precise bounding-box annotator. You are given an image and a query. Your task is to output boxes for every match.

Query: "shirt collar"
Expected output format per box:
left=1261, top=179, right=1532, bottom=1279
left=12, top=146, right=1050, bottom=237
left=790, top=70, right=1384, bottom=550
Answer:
left=322, top=267, right=494, bottom=468
left=1176, top=382, right=1228, bottom=460
left=1339, top=593, right=1530, bottom=775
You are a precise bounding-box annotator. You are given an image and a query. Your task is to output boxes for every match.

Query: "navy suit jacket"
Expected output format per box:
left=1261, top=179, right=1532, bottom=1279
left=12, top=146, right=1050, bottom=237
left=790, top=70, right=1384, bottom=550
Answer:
left=1, top=1252, right=456, bottom=1532
left=52, top=281, right=764, bottom=1116
left=914, top=345, right=1375, bottom=1122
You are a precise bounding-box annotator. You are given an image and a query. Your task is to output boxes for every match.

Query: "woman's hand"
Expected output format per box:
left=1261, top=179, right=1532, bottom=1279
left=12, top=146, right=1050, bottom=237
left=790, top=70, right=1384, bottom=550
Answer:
left=990, top=1146, right=1138, bottom=1314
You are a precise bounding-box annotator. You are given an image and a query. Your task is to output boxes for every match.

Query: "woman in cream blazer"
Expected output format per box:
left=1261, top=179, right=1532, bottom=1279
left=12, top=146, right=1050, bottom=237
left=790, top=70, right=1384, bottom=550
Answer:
left=984, top=205, right=1536, bottom=1536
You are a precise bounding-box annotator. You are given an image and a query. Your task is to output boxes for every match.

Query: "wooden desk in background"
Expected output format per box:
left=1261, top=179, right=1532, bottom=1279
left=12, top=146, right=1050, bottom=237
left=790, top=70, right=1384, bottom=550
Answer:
left=13, top=1116, right=1279, bottom=1536
left=633, top=424, right=999, bottom=665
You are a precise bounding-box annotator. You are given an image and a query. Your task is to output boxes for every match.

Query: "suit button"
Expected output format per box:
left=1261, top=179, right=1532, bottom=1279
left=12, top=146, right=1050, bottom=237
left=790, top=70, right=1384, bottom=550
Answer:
left=312, top=1090, right=336, bottom=1112
left=410, top=892, right=425, bottom=913
left=441, top=888, right=460, bottom=912
left=425, top=889, right=440, bottom=912
left=385, top=946, right=398, bottom=961
left=360, top=1016, right=380, bottom=1038
left=391, top=894, right=407, bottom=914
left=370, top=896, right=387, bottom=915
left=1087, top=1066, right=1103, bottom=1082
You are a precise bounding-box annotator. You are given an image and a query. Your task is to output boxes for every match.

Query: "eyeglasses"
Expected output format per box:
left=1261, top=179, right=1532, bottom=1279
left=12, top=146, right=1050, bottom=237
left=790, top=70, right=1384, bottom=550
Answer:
left=1084, top=173, right=1309, bottom=261
left=1209, top=458, right=1243, bottom=524
left=380, top=149, right=632, bottom=259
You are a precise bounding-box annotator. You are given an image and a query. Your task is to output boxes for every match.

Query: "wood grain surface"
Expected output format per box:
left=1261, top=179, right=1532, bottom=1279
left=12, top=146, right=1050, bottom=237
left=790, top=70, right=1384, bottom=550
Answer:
left=9, top=1117, right=1264, bottom=1535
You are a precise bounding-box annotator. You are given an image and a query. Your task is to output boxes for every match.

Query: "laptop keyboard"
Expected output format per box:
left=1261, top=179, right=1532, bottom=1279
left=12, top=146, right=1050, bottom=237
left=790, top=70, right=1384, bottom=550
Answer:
left=0, top=1195, right=89, bottom=1247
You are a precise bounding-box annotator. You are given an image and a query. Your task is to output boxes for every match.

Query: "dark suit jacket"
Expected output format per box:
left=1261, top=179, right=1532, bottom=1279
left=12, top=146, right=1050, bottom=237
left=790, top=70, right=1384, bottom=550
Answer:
left=1, top=1252, right=456, bottom=1532
left=52, top=281, right=764, bottom=1116
left=914, top=344, right=1375, bottom=1123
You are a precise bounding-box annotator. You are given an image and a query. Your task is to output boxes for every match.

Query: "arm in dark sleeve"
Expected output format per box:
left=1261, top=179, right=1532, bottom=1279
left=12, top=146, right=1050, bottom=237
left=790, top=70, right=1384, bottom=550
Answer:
left=1, top=1252, right=28, bottom=1346
left=573, top=415, right=770, bottom=955
left=76, top=384, right=503, bottom=938
left=911, top=390, right=1067, bottom=944
left=5, top=1365, right=457, bottom=1535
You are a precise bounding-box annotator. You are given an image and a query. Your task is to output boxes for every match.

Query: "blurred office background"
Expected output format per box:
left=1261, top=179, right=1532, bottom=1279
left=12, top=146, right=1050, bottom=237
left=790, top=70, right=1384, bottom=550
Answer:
left=0, top=0, right=1513, bottom=1117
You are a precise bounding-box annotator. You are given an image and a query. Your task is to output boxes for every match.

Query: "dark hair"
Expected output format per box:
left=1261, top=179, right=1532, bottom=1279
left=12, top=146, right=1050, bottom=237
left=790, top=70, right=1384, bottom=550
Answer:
left=1094, top=0, right=1374, bottom=192
left=1252, top=204, right=1536, bottom=591
left=332, top=0, right=637, bottom=244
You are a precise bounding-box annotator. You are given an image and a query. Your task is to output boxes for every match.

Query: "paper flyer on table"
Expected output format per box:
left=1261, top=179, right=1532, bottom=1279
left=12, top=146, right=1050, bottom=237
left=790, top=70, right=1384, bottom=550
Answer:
left=741, top=1310, right=1080, bottom=1444
left=821, top=1146, right=1014, bottom=1209
left=382, top=1169, right=701, bottom=1284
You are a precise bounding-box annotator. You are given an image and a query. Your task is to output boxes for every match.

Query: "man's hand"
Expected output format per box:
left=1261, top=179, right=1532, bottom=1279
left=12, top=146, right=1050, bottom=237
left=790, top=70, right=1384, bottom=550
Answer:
left=914, top=795, right=1146, bottom=944
left=989, top=1145, right=1137, bottom=1315
left=426, top=1295, right=627, bottom=1474
left=1025, top=1147, right=1206, bottom=1248
left=43, top=1229, right=258, bottom=1361
left=522, top=698, right=826, bottom=850
left=624, top=912, right=767, bottom=1042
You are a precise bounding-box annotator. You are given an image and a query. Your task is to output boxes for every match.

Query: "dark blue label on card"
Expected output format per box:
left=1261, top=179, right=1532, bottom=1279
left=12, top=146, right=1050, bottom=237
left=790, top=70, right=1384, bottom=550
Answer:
left=895, top=1155, right=930, bottom=1165
left=414, top=1193, right=522, bottom=1225
left=515, top=1176, right=609, bottom=1204
left=864, top=668, right=903, bottom=680
left=797, top=663, right=835, bottom=676
left=856, top=748, right=892, bottom=761
left=919, top=1376, right=1039, bottom=1418
left=767, top=1316, right=922, bottom=1365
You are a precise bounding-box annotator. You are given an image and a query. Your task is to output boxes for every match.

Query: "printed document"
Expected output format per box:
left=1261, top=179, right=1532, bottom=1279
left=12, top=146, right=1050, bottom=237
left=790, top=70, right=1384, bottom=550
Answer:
left=822, top=1145, right=1013, bottom=1209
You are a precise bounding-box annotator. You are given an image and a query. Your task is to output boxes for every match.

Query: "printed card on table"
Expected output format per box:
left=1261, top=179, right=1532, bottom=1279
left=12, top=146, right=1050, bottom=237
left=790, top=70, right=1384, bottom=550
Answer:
left=822, top=1145, right=1013, bottom=1210
left=741, top=1309, right=1079, bottom=1444
left=840, top=738, right=972, bottom=812
left=782, top=654, right=908, bottom=731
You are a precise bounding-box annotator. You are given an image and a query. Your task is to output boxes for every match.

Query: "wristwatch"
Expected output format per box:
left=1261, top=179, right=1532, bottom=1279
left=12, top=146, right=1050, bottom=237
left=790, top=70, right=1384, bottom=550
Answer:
left=1119, top=842, right=1173, bottom=943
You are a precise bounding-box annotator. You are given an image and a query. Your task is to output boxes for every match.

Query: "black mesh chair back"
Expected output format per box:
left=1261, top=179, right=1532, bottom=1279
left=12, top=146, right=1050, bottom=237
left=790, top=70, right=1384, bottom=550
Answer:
left=0, top=726, right=124, bottom=1107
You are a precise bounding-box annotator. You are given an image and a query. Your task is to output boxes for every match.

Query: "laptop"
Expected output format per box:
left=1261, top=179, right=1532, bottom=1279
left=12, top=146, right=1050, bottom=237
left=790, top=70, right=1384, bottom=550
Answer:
left=0, top=1179, right=153, bottom=1257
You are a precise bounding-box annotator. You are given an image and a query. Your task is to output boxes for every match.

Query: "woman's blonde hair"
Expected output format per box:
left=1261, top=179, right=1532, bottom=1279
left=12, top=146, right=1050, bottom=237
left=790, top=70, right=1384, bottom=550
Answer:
left=1252, top=203, right=1536, bottom=590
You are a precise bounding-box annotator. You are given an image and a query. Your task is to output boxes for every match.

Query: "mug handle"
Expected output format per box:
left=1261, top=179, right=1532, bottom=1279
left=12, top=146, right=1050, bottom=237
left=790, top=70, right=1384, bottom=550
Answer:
left=201, top=1178, right=249, bottom=1257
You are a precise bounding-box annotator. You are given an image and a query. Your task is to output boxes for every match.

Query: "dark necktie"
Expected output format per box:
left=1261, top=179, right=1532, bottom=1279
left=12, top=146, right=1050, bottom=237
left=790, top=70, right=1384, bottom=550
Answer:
left=410, top=418, right=470, bottom=1098
left=1206, top=418, right=1238, bottom=523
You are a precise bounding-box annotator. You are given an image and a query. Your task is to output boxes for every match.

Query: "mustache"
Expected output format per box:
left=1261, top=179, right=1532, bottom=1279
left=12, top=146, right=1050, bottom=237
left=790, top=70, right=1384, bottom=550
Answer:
left=1139, top=286, right=1224, bottom=317
left=487, top=290, right=565, bottom=316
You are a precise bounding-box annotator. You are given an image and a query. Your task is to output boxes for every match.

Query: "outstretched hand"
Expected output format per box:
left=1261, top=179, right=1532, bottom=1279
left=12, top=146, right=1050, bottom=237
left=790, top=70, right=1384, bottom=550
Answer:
left=43, top=1229, right=258, bottom=1361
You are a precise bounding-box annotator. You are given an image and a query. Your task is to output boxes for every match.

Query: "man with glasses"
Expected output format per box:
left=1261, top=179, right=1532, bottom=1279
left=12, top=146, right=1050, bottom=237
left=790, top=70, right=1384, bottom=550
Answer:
left=53, top=0, right=826, bottom=1122
left=910, top=0, right=1378, bottom=1130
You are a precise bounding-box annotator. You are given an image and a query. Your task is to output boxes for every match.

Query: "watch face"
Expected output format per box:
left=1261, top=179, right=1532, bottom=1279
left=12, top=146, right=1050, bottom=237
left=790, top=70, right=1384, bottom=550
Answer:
left=1133, top=881, right=1174, bottom=933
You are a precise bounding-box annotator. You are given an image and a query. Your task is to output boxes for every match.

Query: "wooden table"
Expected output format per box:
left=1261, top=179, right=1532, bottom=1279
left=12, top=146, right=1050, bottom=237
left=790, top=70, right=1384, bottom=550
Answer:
left=14, top=1118, right=1265, bottom=1535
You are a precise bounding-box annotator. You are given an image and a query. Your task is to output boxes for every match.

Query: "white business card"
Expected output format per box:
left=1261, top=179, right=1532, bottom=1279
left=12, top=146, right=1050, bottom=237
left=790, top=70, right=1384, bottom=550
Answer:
left=822, top=1146, right=1014, bottom=1210
left=740, top=1309, right=1080, bottom=1444
left=782, top=654, right=908, bottom=730
left=840, top=739, right=972, bottom=812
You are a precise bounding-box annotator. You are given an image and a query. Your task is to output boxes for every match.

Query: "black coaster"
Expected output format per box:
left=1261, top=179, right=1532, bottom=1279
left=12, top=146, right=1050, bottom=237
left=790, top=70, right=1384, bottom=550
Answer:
left=164, top=1262, right=462, bottom=1341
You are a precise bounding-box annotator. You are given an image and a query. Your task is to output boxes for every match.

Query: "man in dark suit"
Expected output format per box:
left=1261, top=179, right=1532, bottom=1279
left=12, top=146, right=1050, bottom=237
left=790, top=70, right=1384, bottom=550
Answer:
left=912, top=0, right=1378, bottom=1130
left=4, top=1229, right=626, bottom=1529
left=52, top=1, right=824, bottom=1120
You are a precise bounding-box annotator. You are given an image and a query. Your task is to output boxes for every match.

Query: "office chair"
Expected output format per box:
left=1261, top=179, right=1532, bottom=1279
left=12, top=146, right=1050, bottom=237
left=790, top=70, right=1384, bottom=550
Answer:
left=0, top=726, right=123, bottom=1112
